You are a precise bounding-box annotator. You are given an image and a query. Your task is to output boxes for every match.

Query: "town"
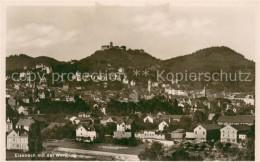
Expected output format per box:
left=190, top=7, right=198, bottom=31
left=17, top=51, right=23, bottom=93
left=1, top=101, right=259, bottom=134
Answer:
left=6, top=43, right=255, bottom=161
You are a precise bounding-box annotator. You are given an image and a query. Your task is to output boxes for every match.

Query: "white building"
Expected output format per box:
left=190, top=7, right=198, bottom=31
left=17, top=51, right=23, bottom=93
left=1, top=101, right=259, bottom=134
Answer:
left=220, top=125, right=251, bottom=144
left=243, top=95, right=255, bottom=105
left=76, top=125, right=97, bottom=142
left=116, top=119, right=133, bottom=132
left=135, top=130, right=166, bottom=140
left=143, top=115, right=154, bottom=123
left=7, top=130, right=28, bottom=151
left=17, top=106, right=28, bottom=115
left=69, top=116, right=80, bottom=125
left=158, top=121, right=168, bottom=131
left=194, top=124, right=220, bottom=142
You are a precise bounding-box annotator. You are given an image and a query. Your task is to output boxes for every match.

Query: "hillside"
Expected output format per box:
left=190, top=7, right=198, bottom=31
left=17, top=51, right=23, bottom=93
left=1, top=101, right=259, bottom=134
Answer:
left=6, top=46, right=255, bottom=92
left=6, top=54, right=66, bottom=71
left=76, top=48, right=160, bottom=71
left=162, top=46, right=254, bottom=72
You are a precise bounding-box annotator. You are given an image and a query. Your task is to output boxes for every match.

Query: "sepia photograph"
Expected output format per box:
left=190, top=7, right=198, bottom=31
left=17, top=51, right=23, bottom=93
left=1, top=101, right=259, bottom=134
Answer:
left=2, top=0, right=259, bottom=161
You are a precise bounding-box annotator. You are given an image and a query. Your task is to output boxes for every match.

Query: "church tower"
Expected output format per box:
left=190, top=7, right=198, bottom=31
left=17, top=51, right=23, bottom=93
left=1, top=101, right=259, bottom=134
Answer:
left=148, top=80, right=151, bottom=93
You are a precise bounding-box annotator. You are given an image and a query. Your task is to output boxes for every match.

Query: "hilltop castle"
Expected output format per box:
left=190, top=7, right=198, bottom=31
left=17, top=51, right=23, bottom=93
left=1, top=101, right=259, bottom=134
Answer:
left=101, top=42, right=113, bottom=51
left=101, top=42, right=126, bottom=51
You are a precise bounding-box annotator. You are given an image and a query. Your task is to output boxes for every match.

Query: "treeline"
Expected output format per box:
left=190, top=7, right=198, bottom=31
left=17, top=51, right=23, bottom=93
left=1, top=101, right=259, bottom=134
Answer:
left=42, top=123, right=77, bottom=140
left=35, top=98, right=90, bottom=115
left=138, top=141, right=202, bottom=161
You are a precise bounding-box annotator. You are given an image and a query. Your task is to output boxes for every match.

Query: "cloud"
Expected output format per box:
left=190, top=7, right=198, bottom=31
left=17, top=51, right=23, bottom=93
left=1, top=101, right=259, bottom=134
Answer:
left=7, top=23, right=78, bottom=48
left=131, top=12, right=215, bottom=36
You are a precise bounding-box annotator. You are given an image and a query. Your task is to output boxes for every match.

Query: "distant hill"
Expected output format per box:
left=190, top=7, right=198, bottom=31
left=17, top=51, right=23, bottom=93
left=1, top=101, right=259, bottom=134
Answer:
left=6, top=54, right=65, bottom=71
left=76, top=48, right=160, bottom=71
left=162, top=46, right=254, bottom=73
left=161, top=46, right=255, bottom=92
left=6, top=46, right=255, bottom=92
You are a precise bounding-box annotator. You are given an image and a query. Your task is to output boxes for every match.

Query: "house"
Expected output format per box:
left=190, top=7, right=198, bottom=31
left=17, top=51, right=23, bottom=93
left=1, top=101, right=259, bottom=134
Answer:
left=76, top=125, right=97, bottom=142
left=78, top=112, right=91, bottom=118
left=194, top=124, right=221, bottom=142
left=63, top=84, right=69, bottom=91
left=129, top=90, right=138, bottom=102
left=6, top=130, right=28, bottom=151
left=17, top=106, right=28, bottom=115
left=8, top=97, right=16, bottom=107
left=100, top=117, right=114, bottom=125
left=69, top=116, right=80, bottom=125
left=36, top=63, right=44, bottom=69
left=171, top=129, right=185, bottom=141
left=14, top=84, right=20, bottom=90
left=66, top=95, right=75, bottom=102
left=6, top=118, right=13, bottom=132
left=21, top=97, right=30, bottom=104
left=116, top=118, right=133, bottom=132
left=220, top=125, right=251, bottom=144
left=78, top=117, right=94, bottom=125
left=243, top=95, right=254, bottom=105
left=158, top=121, right=169, bottom=131
left=114, top=118, right=133, bottom=139
left=185, top=132, right=195, bottom=140
left=135, top=130, right=169, bottom=140
left=16, top=116, right=35, bottom=131
left=135, top=130, right=156, bottom=139
left=161, top=115, right=183, bottom=123
left=208, top=113, right=216, bottom=121
left=217, top=115, right=255, bottom=126
left=143, top=115, right=155, bottom=123
left=38, top=91, right=45, bottom=99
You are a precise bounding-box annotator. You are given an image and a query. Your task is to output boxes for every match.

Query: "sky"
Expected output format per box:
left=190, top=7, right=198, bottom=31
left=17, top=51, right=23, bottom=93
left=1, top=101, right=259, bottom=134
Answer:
left=6, top=4, right=257, bottom=61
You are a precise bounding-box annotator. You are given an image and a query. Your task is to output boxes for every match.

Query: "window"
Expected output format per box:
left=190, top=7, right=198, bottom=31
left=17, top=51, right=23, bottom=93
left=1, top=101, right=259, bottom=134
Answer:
left=203, top=132, right=205, bottom=135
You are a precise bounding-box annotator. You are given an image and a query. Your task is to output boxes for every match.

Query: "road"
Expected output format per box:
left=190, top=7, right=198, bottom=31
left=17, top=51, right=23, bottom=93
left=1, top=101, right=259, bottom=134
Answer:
left=55, top=147, right=140, bottom=161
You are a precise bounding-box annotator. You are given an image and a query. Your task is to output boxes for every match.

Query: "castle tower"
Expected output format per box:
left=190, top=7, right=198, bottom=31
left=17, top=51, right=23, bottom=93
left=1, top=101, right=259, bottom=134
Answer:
left=110, top=42, right=113, bottom=48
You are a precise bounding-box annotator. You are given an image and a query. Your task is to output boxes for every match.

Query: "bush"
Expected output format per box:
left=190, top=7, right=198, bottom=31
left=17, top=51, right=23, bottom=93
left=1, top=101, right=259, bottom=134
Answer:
left=112, top=137, right=139, bottom=146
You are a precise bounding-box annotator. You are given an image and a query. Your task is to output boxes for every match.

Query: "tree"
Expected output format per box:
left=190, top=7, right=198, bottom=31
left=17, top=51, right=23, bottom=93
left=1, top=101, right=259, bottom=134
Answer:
left=225, top=109, right=236, bottom=116
left=214, top=141, right=223, bottom=150
left=138, top=141, right=164, bottom=160
left=212, top=113, right=221, bottom=123
left=179, top=116, right=193, bottom=130
left=28, top=122, right=43, bottom=154
left=193, top=110, right=206, bottom=124
left=171, top=149, right=190, bottom=160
